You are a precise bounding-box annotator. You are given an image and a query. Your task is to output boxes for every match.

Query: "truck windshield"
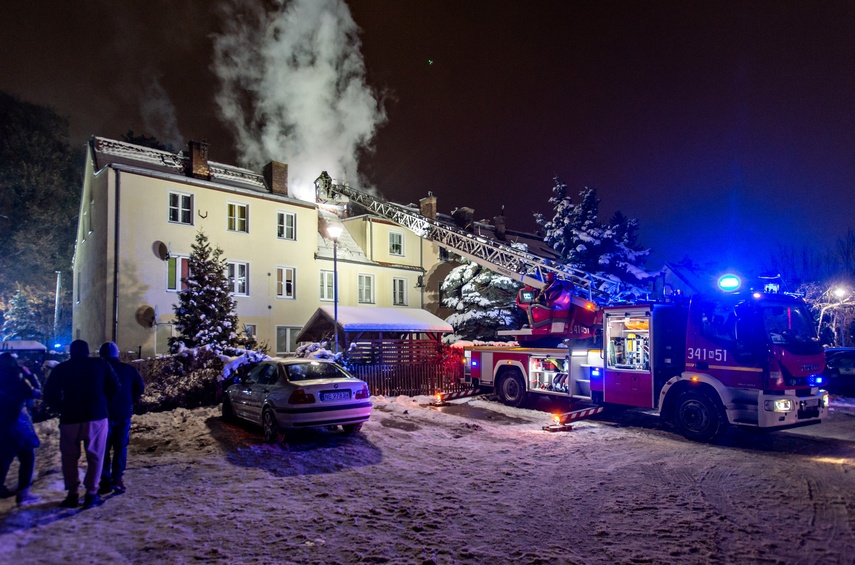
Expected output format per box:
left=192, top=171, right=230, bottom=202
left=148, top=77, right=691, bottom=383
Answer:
left=759, top=302, right=817, bottom=346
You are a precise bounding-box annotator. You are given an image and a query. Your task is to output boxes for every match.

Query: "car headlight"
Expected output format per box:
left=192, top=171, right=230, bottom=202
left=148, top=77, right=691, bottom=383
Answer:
left=764, top=399, right=794, bottom=412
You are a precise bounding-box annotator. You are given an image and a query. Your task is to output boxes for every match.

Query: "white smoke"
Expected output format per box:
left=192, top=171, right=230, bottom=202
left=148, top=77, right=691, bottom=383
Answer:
left=140, top=72, right=184, bottom=150
left=211, top=0, right=386, bottom=201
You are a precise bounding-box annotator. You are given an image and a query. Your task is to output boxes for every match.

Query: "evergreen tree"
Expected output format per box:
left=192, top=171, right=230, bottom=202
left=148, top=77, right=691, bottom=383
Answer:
left=1, top=286, right=52, bottom=342
left=534, top=177, right=654, bottom=288
left=170, top=231, right=240, bottom=353
left=441, top=257, right=526, bottom=343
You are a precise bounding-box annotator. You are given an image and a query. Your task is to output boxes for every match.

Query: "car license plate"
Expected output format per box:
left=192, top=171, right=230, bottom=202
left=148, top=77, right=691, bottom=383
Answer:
left=321, top=390, right=351, bottom=401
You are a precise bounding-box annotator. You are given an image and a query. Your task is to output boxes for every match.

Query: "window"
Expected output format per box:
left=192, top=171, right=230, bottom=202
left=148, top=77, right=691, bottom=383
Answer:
left=389, top=231, right=404, bottom=256
left=319, top=270, right=334, bottom=301
left=227, top=203, right=249, bottom=233
left=358, top=274, right=374, bottom=304
left=277, top=211, right=296, bottom=240
left=168, top=192, right=193, bottom=225
left=244, top=324, right=256, bottom=339
left=276, top=326, right=303, bottom=355
left=276, top=267, right=296, bottom=299
left=167, top=256, right=190, bottom=291
left=227, top=261, right=249, bottom=295
left=392, top=277, right=407, bottom=306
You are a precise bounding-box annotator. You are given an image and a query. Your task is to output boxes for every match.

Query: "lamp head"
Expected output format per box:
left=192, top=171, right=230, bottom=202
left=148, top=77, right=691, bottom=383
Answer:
left=327, top=225, right=343, bottom=240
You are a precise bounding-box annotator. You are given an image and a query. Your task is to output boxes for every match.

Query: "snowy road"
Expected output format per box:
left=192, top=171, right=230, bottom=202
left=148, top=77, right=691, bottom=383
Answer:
left=1, top=396, right=854, bottom=564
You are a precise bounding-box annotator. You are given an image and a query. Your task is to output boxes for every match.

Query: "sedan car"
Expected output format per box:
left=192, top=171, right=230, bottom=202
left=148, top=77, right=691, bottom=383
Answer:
left=222, top=358, right=372, bottom=442
left=824, top=347, right=855, bottom=396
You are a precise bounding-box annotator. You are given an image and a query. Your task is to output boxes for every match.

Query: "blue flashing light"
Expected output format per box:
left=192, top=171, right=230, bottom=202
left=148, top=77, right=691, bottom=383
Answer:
left=591, top=368, right=601, bottom=377
left=472, top=360, right=478, bottom=367
left=718, top=274, right=741, bottom=292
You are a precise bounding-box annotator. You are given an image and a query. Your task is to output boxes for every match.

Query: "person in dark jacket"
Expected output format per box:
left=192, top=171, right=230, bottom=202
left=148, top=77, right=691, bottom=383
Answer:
left=98, top=342, right=144, bottom=495
left=43, top=340, right=119, bottom=509
left=0, top=352, right=41, bottom=506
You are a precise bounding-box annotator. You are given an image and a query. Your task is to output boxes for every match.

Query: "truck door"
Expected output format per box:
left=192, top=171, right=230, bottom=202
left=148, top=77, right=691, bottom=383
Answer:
left=603, top=307, right=654, bottom=408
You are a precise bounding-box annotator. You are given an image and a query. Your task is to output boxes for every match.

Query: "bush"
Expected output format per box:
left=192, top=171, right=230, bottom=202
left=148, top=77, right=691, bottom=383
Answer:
left=133, top=348, right=224, bottom=414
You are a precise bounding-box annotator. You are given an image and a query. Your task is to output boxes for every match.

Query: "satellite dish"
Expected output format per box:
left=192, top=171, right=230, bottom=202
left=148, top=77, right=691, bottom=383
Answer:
left=135, top=305, right=156, bottom=328
left=153, top=241, right=170, bottom=260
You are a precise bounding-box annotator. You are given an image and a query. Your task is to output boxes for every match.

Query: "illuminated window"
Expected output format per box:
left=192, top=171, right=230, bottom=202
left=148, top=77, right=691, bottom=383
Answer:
left=227, top=203, right=249, bottom=233
left=167, top=255, right=190, bottom=291
left=277, top=211, right=296, bottom=240
left=392, top=277, right=407, bottom=306
left=168, top=192, right=193, bottom=225
left=227, top=261, right=249, bottom=295
left=358, top=274, right=374, bottom=304
left=319, top=270, right=334, bottom=301
left=276, top=267, right=296, bottom=299
left=389, top=232, right=404, bottom=256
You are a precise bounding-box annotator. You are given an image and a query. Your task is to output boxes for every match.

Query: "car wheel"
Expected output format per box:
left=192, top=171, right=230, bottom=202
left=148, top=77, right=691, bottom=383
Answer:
left=673, top=389, right=726, bottom=443
left=497, top=370, right=527, bottom=408
left=342, top=423, right=363, bottom=435
left=221, top=397, right=236, bottom=423
left=262, top=408, right=283, bottom=443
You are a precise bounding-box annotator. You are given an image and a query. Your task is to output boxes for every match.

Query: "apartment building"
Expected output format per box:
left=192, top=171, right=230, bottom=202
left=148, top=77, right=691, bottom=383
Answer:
left=74, top=137, right=449, bottom=357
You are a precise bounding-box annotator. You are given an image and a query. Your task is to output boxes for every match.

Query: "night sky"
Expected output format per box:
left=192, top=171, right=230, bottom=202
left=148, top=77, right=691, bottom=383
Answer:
left=1, top=1, right=853, bottom=274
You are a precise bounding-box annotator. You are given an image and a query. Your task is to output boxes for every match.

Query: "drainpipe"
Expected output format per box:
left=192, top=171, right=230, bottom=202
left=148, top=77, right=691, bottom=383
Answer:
left=112, top=170, right=121, bottom=342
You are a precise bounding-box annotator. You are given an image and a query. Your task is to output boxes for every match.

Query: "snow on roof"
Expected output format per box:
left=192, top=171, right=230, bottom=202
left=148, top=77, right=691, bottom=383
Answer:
left=315, top=209, right=368, bottom=262
left=0, top=340, right=47, bottom=351
left=296, top=306, right=453, bottom=343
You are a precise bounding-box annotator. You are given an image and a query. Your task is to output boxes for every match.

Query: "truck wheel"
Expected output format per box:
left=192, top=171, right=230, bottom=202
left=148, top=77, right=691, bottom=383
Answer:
left=497, top=370, right=527, bottom=408
left=673, top=390, right=726, bottom=443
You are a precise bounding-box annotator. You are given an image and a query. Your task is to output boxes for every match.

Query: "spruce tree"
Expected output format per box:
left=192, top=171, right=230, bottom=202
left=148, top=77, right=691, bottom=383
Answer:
left=441, top=256, right=525, bottom=343
left=170, top=231, right=240, bottom=353
left=2, top=287, right=49, bottom=342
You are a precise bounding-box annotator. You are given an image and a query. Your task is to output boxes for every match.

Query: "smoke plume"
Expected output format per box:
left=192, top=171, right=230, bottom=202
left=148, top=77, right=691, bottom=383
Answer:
left=211, top=0, right=385, bottom=201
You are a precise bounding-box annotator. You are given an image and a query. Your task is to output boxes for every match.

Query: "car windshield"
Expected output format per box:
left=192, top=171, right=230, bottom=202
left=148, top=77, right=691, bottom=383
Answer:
left=760, top=302, right=817, bottom=345
left=285, top=362, right=350, bottom=381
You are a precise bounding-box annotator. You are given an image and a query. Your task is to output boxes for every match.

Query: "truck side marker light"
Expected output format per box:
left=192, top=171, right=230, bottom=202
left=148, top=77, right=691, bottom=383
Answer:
left=690, top=376, right=699, bottom=383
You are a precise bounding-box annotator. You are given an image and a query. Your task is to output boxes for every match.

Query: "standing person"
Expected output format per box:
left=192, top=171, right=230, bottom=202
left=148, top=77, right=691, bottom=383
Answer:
left=98, top=342, right=144, bottom=495
left=0, top=353, right=41, bottom=506
left=43, top=340, right=118, bottom=509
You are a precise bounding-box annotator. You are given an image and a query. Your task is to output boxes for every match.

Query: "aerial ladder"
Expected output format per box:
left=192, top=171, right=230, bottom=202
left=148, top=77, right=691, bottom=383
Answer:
left=315, top=172, right=638, bottom=343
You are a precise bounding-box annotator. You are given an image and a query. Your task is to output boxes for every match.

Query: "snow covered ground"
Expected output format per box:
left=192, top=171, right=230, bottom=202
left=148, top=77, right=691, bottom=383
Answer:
left=2, top=395, right=855, bottom=564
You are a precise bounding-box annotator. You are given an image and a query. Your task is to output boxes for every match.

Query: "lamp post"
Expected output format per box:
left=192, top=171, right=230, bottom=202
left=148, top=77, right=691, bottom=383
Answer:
left=326, top=225, right=343, bottom=355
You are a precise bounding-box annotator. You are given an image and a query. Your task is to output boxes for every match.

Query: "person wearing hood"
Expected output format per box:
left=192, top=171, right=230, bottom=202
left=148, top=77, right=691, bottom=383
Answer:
left=0, top=352, right=41, bottom=506
left=97, top=342, right=144, bottom=495
left=44, top=340, right=119, bottom=509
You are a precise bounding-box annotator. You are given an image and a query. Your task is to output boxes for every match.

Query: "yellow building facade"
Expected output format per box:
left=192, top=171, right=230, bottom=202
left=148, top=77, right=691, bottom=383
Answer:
left=74, top=138, right=449, bottom=357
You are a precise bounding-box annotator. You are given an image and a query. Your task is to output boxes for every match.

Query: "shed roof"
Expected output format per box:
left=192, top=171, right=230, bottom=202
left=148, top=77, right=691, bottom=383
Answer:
left=295, top=306, right=453, bottom=343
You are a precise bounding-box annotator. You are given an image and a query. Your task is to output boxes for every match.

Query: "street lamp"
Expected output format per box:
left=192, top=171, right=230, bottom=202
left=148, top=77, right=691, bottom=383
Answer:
left=326, top=225, right=343, bottom=355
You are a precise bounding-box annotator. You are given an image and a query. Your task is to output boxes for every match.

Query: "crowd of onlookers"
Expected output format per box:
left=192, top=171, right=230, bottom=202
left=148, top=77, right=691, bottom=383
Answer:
left=0, top=340, right=143, bottom=510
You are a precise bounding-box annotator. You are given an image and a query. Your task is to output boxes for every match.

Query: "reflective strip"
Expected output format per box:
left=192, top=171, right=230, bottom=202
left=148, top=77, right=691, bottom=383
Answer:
left=686, top=363, right=763, bottom=373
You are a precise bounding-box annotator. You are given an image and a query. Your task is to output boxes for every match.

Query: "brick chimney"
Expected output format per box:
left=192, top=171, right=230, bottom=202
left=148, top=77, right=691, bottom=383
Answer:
left=187, top=140, right=210, bottom=180
left=419, top=192, right=437, bottom=220
left=263, top=161, right=289, bottom=196
left=451, top=207, right=474, bottom=230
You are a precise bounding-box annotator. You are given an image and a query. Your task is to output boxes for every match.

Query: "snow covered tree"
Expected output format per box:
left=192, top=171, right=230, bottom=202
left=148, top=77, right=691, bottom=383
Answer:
left=170, top=231, right=240, bottom=353
left=1, top=286, right=52, bottom=342
left=534, top=177, right=654, bottom=287
left=441, top=258, right=526, bottom=343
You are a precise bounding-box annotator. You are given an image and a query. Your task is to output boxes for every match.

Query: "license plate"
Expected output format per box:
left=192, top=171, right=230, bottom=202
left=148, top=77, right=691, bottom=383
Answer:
left=321, top=390, right=351, bottom=401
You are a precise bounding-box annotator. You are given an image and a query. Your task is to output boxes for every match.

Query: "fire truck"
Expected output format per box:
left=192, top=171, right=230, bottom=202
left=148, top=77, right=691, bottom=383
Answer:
left=315, top=173, right=829, bottom=442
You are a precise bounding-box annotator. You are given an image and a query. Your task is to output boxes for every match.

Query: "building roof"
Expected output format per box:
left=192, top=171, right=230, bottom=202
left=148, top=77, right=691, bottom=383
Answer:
left=295, top=305, right=453, bottom=343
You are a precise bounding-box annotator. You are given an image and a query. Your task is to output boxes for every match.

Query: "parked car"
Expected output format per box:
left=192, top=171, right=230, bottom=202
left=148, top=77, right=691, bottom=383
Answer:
left=823, top=347, right=855, bottom=396
left=222, top=358, right=372, bottom=442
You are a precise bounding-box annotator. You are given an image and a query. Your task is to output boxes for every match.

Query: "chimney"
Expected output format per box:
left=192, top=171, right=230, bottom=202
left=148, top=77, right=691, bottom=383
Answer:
left=419, top=192, right=437, bottom=220
left=493, top=215, right=506, bottom=241
left=263, top=161, right=289, bottom=196
left=187, top=140, right=210, bottom=180
left=451, top=207, right=474, bottom=231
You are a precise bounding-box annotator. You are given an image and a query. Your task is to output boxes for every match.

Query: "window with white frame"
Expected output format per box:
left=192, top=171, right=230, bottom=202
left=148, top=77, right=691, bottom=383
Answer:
left=227, top=261, right=249, bottom=295
left=276, top=266, right=296, bottom=299
left=389, top=231, right=404, bottom=256
left=358, top=274, right=375, bottom=304
left=168, top=192, right=193, bottom=225
left=319, top=270, right=334, bottom=301
left=227, top=202, right=249, bottom=233
left=244, top=324, right=256, bottom=340
left=276, top=326, right=302, bottom=355
left=167, top=255, right=190, bottom=291
left=392, top=277, right=407, bottom=306
left=277, top=211, right=296, bottom=240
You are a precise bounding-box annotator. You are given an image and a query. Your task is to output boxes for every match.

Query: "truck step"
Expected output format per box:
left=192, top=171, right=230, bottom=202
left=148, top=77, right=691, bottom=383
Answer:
left=542, top=405, right=605, bottom=432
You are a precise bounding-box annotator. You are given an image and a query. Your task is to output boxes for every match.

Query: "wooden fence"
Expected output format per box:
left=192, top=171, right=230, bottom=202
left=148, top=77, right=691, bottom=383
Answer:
left=345, top=338, right=467, bottom=397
